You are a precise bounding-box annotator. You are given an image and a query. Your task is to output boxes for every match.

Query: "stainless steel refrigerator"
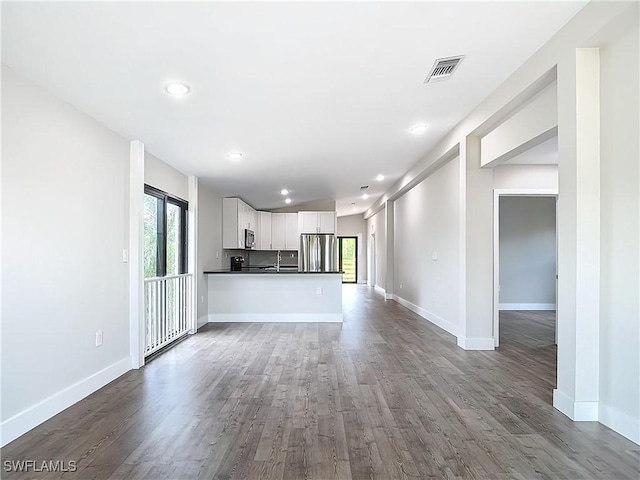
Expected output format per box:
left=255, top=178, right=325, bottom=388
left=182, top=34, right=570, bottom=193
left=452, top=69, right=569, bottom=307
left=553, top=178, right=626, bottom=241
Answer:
left=299, top=234, right=338, bottom=272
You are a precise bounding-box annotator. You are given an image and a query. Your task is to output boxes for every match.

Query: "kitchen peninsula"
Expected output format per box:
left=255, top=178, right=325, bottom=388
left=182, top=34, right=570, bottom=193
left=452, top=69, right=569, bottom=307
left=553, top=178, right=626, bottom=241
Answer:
left=204, top=270, right=343, bottom=322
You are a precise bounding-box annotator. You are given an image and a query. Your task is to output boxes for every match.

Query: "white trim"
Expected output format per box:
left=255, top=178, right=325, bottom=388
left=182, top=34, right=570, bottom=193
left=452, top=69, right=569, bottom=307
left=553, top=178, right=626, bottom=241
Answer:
left=392, top=295, right=460, bottom=337
left=499, top=303, right=556, bottom=310
left=208, top=313, right=343, bottom=323
left=374, top=285, right=386, bottom=296
left=493, top=188, right=558, bottom=347
left=129, top=141, right=145, bottom=369
left=552, top=389, right=599, bottom=421
left=456, top=336, right=495, bottom=350
left=0, top=358, right=131, bottom=447
left=599, top=403, right=640, bottom=445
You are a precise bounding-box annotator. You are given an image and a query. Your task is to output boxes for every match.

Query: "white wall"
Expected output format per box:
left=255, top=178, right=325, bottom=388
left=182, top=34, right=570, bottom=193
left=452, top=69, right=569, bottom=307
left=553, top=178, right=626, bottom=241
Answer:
left=598, top=24, right=639, bottom=443
left=366, top=208, right=385, bottom=290
left=493, top=164, right=558, bottom=190
left=196, top=183, right=224, bottom=328
left=144, top=152, right=188, bottom=200
left=1, top=66, right=131, bottom=444
left=499, top=196, right=556, bottom=308
left=337, top=214, right=367, bottom=283
left=393, top=158, right=460, bottom=335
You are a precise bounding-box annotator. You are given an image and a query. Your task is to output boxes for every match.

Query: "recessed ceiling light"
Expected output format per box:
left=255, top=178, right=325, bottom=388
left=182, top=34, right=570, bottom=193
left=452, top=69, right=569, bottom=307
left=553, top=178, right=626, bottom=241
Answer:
left=165, top=82, right=190, bottom=96
left=285, top=198, right=292, bottom=204
left=409, top=123, right=429, bottom=135
left=281, top=189, right=289, bottom=195
left=226, top=151, right=243, bottom=160
left=362, top=194, right=369, bottom=200
left=376, top=174, right=385, bottom=182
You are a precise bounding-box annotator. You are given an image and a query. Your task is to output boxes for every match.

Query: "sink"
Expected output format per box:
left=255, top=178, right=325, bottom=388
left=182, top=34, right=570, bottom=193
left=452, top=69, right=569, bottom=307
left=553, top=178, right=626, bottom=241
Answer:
left=263, top=266, right=299, bottom=272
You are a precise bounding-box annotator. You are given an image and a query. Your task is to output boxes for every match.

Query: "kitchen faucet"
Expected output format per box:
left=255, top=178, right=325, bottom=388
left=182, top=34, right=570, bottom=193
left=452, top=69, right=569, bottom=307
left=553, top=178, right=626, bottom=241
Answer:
left=276, top=250, right=281, bottom=273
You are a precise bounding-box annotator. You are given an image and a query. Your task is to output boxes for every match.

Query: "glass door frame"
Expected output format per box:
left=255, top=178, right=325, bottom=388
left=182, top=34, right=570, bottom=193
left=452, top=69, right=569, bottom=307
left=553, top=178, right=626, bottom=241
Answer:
left=337, top=236, right=358, bottom=284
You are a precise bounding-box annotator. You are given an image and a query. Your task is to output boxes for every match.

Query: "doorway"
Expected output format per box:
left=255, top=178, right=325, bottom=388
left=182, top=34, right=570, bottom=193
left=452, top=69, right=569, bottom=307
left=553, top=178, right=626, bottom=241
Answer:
left=493, top=190, right=558, bottom=347
left=338, top=236, right=357, bottom=283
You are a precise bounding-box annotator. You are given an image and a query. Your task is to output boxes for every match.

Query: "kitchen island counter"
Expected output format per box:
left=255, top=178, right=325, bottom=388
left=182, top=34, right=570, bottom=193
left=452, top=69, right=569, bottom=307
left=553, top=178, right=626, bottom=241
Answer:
left=205, top=271, right=343, bottom=323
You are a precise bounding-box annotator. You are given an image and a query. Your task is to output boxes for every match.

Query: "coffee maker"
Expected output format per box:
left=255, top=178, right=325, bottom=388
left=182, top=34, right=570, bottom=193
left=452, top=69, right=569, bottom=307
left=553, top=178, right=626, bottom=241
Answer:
left=230, top=256, right=244, bottom=271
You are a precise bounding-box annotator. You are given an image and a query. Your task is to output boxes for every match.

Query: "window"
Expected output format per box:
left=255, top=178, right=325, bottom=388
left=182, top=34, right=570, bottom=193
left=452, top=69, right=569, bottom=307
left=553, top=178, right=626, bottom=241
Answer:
left=144, top=185, right=188, bottom=278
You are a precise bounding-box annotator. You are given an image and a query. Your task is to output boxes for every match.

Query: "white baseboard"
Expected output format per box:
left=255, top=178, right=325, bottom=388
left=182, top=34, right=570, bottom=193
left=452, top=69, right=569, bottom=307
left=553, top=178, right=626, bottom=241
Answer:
left=374, top=285, right=386, bottom=296
left=391, top=294, right=460, bottom=337
left=599, top=403, right=640, bottom=445
left=1, top=357, right=131, bottom=447
left=456, top=336, right=495, bottom=350
left=499, top=303, right=556, bottom=311
left=208, top=313, right=343, bottom=323
left=552, top=389, right=599, bottom=421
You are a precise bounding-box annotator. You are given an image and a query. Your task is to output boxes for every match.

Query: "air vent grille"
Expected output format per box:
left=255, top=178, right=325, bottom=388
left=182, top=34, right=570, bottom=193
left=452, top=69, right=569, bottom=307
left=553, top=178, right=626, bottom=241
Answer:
left=424, top=55, right=465, bottom=83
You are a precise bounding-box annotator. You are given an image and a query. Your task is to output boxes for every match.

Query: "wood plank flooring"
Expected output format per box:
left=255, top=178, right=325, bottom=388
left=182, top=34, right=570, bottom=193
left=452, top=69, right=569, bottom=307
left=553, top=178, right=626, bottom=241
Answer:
left=2, top=286, right=639, bottom=479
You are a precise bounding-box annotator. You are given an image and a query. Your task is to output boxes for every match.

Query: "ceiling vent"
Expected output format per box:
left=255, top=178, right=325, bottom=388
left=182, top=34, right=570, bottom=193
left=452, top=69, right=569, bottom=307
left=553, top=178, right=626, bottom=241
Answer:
left=360, top=185, right=369, bottom=191
left=424, top=55, right=465, bottom=83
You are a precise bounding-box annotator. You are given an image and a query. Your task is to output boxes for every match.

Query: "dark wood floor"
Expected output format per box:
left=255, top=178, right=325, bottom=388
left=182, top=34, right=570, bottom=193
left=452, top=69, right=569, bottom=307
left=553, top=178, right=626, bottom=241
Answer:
left=3, top=287, right=639, bottom=479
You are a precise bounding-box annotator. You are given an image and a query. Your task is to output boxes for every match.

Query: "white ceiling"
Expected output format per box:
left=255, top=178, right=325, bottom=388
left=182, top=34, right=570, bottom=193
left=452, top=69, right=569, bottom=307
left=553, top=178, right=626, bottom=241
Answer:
left=1, top=2, right=584, bottom=216
left=503, top=135, right=559, bottom=165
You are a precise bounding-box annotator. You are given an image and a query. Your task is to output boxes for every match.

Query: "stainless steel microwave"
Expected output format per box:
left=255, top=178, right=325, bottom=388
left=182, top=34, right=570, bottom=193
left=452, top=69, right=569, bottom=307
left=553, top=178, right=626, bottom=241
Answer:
left=244, top=229, right=256, bottom=250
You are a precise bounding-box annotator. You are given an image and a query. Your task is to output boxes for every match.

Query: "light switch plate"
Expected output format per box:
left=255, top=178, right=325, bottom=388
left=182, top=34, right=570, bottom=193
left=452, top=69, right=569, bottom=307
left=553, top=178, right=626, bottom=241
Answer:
left=122, top=249, right=129, bottom=263
left=431, top=252, right=438, bottom=261
left=95, top=330, right=103, bottom=347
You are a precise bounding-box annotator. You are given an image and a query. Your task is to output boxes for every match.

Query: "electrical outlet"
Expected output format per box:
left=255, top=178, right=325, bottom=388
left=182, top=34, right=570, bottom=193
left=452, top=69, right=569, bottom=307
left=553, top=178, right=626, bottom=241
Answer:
left=122, top=249, right=129, bottom=263
left=399, top=283, right=403, bottom=289
left=216, top=251, right=220, bottom=259
left=316, top=287, right=323, bottom=295
left=432, top=252, right=438, bottom=261
left=290, top=253, right=295, bottom=258
left=95, top=330, right=103, bottom=347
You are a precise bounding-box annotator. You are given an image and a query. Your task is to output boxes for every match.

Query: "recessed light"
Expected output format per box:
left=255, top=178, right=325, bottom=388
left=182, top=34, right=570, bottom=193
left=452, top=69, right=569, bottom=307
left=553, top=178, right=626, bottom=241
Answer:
left=285, top=198, right=292, bottom=204
left=165, top=82, right=190, bottom=96
left=376, top=174, right=385, bottom=182
left=362, top=194, right=369, bottom=200
left=226, top=151, right=243, bottom=160
left=281, top=189, right=289, bottom=195
left=409, top=123, right=429, bottom=135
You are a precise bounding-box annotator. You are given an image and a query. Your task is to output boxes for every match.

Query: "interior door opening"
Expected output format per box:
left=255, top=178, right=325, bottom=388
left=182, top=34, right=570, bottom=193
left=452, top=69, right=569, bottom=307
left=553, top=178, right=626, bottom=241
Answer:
left=494, top=192, right=558, bottom=348
left=338, top=236, right=357, bottom=283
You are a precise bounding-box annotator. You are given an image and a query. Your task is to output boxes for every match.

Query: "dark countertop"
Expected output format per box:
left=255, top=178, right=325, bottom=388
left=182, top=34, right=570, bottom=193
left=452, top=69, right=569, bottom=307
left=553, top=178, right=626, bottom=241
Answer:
left=205, top=267, right=342, bottom=275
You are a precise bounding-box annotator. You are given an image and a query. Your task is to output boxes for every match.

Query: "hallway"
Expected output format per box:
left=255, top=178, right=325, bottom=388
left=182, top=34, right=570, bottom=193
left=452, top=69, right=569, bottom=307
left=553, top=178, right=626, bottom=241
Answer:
left=2, top=286, right=638, bottom=479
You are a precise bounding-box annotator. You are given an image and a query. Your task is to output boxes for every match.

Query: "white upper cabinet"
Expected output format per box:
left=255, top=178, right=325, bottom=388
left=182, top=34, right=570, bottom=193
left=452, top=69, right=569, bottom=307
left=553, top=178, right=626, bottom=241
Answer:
left=271, top=213, right=286, bottom=250
left=223, top=198, right=313, bottom=251
left=298, top=211, right=336, bottom=234
left=258, top=212, right=272, bottom=250
left=223, top=197, right=258, bottom=249
left=318, top=212, right=336, bottom=233
left=285, top=213, right=299, bottom=250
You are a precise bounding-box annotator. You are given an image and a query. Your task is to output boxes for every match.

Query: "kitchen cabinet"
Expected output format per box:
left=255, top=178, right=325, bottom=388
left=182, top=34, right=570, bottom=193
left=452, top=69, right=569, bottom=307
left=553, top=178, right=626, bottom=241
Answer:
left=271, top=213, right=286, bottom=250
left=298, top=211, right=336, bottom=234
left=271, top=213, right=298, bottom=250
left=223, top=198, right=302, bottom=251
left=285, top=213, right=299, bottom=250
left=222, top=197, right=256, bottom=249
left=258, top=211, right=272, bottom=250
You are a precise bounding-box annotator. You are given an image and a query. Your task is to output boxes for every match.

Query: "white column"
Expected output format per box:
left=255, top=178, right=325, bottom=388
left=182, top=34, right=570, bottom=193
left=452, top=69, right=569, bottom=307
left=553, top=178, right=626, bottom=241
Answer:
left=554, top=48, right=601, bottom=420
left=384, top=200, right=394, bottom=300
left=460, top=135, right=495, bottom=350
left=187, top=176, right=198, bottom=334
left=129, top=141, right=145, bottom=369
